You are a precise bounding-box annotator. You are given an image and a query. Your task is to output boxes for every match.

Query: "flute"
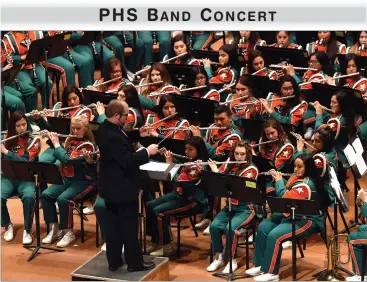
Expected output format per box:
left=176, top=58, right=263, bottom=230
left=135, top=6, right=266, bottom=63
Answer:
left=162, top=52, right=188, bottom=64
left=218, top=83, right=236, bottom=94
left=158, top=148, right=189, bottom=160
left=163, top=126, right=227, bottom=131
left=237, top=95, right=295, bottom=106
left=251, top=139, right=279, bottom=148
left=269, top=64, right=317, bottom=72
left=94, top=76, right=122, bottom=87
left=180, top=85, right=207, bottom=92
left=180, top=160, right=248, bottom=166
left=150, top=113, right=178, bottom=126
left=252, top=67, right=267, bottom=75
left=25, top=105, right=81, bottom=117
left=220, top=95, right=249, bottom=105
left=308, top=102, right=334, bottom=113
left=1, top=131, right=30, bottom=143
left=299, top=72, right=360, bottom=86
left=259, top=172, right=294, bottom=176
left=148, top=89, right=181, bottom=98
left=70, top=150, right=100, bottom=160
left=289, top=131, right=316, bottom=150
left=86, top=103, right=107, bottom=109
left=134, top=65, right=152, bottom=76
left=32, top=130, right=83, bottom=139
left=135, top=81, right=163, bottom=88
left=198, top=59, right=222, bottom=66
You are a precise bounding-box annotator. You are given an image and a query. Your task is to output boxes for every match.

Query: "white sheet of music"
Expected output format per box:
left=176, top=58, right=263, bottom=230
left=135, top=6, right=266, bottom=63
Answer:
left=355, top=154, right=367, bottom=177
left=352, top=138, right=364, bottom=155
left=140, top=162, right=170, bottom=172
left=344, top=144, right=356, bottom=166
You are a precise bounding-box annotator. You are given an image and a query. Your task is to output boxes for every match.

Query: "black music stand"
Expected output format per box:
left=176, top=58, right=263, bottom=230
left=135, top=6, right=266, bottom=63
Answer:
left=242, top=74, right=280, bottom=99
left=169, top=93, right=219, bottom=126
left=82, top=89, right=116, bottom=105
left=46, top=116, right=100, bottom=136
left=192, top=50, right=219, bottom=62
left=1, top=160, right=65, bottom=262
left=138, top=137, right=186, bottom=157
left=26, top=33, right=70, bottom=108
left=267, top=197, right=320, bottom=281
left=163, top=64, right=204, bottom=86
left=202, top=170, right=264, bottom=281
left=257, top=46, right=309, bottom=67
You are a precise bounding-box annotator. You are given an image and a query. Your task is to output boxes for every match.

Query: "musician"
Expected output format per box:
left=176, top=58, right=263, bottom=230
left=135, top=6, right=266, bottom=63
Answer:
left=146, top=136, right=209, bottom=256
left=295, top=127, right=337, bottom=203
left=259, top=119, right=294, bottom=172
left=245, top=50, right=278, bottom=80
left=347, top=193, right=367, bottom=281
left=269, top=31, right=302, bottom=49
left=226, top=75, right=262, bottom=124
left=260, top=75, right=308, bottom=128
left=202, top=31, right=234, bottom=52
left=138, top=31, right=170, bottom=66
left=202, top=44, right=239, bottom=101
left=347, top=31, right=367, bottom=56
left=234, top=31, right=266, bottom=62
left=1, top=111, right=41, bottom=245
left=40, top=115, right=97, bottom=248
left=206, top=141, right=260, bottom=273
left=146, top=95, right=190, bottom=140
left=45, top=31, right=94, bottom=88
left=246, top=154, right=326, bottom=281
left=3, top=31, right=53, bottom=109
left=88, top=58, right=129, bottom=93
left=336, top=54, right=367, bottom=100
left=190, top=105, right=242, bottom=161
left=165, top=34, right=199, bottom=65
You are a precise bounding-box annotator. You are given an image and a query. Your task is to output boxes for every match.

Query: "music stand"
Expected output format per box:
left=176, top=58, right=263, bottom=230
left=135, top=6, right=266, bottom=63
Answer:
left=267, top=197, right=320, bottom=281
left=46, top=116, right=100, bottom=136
left=26, top=33, right=71, bottom=108
left=163, top=64, right=204, bottom=86
left=242, top=74, right=280, bottom=99
left=202, top=170, right=264, bottom=281
left=138, top=137, right=186, bottom=156
left=192, top=50, right=219, bottom=62
left=1, top=160, right=65, bottom=262
left=169, top=93, right=219, bottom=126
left=82, top=89, right=116, bottom=105
left=1, top=64, right=23, bottom=86
left=257, top=46, right=309, bottom=67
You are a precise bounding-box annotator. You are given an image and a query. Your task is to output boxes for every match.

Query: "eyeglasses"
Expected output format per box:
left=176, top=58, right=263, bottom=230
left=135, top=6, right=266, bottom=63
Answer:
left=119, top=113, right=129, bottom=117
left=281, top=86, right=294, bottom=92
left=309, top=60, right=319, bottom=65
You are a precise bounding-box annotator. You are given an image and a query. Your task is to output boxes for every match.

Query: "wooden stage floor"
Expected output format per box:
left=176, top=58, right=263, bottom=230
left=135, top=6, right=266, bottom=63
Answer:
left=2, top=171, right=366, bottom=281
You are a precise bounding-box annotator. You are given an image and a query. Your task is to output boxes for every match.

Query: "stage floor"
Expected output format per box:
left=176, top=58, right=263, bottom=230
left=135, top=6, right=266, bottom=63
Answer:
left=2, top=171, right=366, bottom=281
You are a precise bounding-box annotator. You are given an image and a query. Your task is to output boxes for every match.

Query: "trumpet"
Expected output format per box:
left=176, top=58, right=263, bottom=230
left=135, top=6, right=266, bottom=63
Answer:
left=258, top=171, right=293, bottom=177
left=1, top=131, right=30, bottom=143
left=269, top=64, right=317, bottom=72
left=158, top=148, right=189, bottom=160
left=308, top=102, right=335, bottom=113
left=32, top=130, right=83, bottom=139
left=251, top=138, right=279, bottom=148
left=25, top=105, right=81, bottom=117
left=289, top=131, right=316, bottom=150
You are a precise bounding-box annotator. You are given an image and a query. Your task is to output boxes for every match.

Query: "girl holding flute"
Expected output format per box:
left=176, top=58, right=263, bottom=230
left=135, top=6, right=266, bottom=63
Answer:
left=145, top=136, right=209, bottom=257
left=40, top=115, right=98, bottom=248
left=245, top=50, right=278, bottom=80
left=206, top=140, right=261, bottom=273
left=165, top=34, right=200, bottom=65
left=1, top=111, right=41, bottom=245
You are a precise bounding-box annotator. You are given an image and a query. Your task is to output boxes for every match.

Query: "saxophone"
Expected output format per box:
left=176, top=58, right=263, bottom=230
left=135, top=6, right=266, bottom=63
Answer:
left=1, top=40, right=21, bottom=91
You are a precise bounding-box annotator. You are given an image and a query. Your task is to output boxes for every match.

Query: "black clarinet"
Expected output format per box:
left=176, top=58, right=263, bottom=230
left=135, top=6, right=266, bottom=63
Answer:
left=91, top=41, right=98, bottom=57
left=66, top=46, right=76, bottom=67
left=188, top=32, right=193, bottom=50
left=152, top=31, right=157, bottom=45
left=26, top=32, right=38, bottom=80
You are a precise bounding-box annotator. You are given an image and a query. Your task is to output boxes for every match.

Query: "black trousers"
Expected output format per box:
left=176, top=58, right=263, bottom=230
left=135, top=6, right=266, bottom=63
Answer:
left=105, top=199, right=142, bottom=267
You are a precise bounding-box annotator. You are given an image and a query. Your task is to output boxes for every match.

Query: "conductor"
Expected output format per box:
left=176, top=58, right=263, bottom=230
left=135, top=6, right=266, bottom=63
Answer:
left=96, top=100, right=158, bottom=272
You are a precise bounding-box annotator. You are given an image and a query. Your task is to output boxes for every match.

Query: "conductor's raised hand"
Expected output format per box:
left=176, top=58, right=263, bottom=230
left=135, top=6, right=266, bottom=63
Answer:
left=147, top=144, right=159, bottom=156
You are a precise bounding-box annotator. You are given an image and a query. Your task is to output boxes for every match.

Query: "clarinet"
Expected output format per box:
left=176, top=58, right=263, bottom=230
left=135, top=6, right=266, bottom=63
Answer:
left=101, top=38, right=115, bottom=55
left=66, top=46, right=76, bottom=67
left=188, top=32, right=193, bottom=50
left=1, top=40, right=21, bottom=91
left=122, top=32, right=128, bottom=46
left=26, top=32, right=38, bottom=79
left=91, top=41, right=98, bottom=57
left=152, top=31, right=157, bottom=45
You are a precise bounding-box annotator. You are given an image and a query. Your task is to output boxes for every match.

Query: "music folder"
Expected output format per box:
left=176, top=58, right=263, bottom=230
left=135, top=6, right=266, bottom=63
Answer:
left=139, top=162, right=181, bottom=181
left=257, top=45, right=309, bottom=67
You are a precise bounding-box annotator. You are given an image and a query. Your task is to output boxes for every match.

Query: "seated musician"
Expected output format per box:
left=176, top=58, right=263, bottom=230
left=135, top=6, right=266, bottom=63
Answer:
left=145, top=136, right=209, bottom=257
left=87, top=58, right=129, bottom=93
left=260, top=75, right=308, bottom=129
left=164, top=34, right=200, bottom=65
left=269, top=31, right=302, bottom=49
left=347, top=191, right=367, bottom=281
left=226, top=75, right=262, bottom=126
left=234, top=31, right=266, bottom=62
left=40, top=116, right=98, bottom=248
left=246, top=154, right=326, bottom=281
left=202, top=44, right=239, bottom=101
left=245, top=50, right=277, bottom=80
left=1, top=111, right=41, bottom=245
left=347, top=31, right=367, bottom=57
left=146, top=95, right=189, bottom=140
left=206, top=140, right=260, bottom=273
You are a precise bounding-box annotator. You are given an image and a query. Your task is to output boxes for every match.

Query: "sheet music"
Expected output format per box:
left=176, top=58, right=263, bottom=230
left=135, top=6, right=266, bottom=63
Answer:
left=352, top=137, right=364, bottom=155
left=140, top=162, right=170, bottom=172
left=355, top=154, right=367, bottom=177
left=343, top=144, right=356, bottom=166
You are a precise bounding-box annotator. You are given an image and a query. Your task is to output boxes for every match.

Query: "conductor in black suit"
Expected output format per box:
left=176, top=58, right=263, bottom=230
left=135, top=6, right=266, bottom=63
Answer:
left=96, top=100, right=159, bottom=272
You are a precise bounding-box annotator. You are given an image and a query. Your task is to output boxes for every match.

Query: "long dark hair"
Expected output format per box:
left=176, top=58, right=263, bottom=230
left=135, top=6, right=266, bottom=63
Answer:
left=310, top=51, right=334, bottom=76
left=156, top=95, right=180, bottom=119
left=187, top=66, right=209, bottom=89
left=185, top=136, right=209, bottom=162
left=219, top=44, right=240, bottom=70
left=339, top=53, right=362, bottom=86
left=62, top=85, right=84, bottom=107
left=103, top=58, right=127, bottom=83
left=278, top=75, right=301, bottom=114
left=146, top=62, right=171, bottom=85
left=321, top=31, right=338, bottom=63
left=261, top=119, right=289, bottom=151
left=117, top=84, right=144, bottom=119
left=233, top=31, right=260, bottom=54
left=170, top=34, right=191, bottom=62
left=224, top=140, right=252, bottom=175
left=5, top=111, right=29, bottom=149
left=334, top=91, right=357, bottom=138
left=247, top=50, right=264, bottom=75
left=313, top=127, right=335, bottom=154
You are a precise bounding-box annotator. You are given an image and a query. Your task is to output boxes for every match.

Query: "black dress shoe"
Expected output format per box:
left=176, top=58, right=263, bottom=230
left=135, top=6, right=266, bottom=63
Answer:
left=127, top=262, right=156, bottom=272
left=109, top=261, right=124, bottom=271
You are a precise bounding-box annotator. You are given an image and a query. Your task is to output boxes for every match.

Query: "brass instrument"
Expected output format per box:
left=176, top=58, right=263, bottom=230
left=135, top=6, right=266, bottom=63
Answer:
left=317, top=234, right=351, bottom=281
left=1, top=131, right=30, bottom=143
left=26, top=31, right=38, bottom=80
left=308, top=102, right=335, bottom=113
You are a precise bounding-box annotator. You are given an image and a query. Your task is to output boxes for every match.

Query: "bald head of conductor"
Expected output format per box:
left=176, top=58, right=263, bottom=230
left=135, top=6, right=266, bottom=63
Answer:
left=106, top=99, right=159, bottom=156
